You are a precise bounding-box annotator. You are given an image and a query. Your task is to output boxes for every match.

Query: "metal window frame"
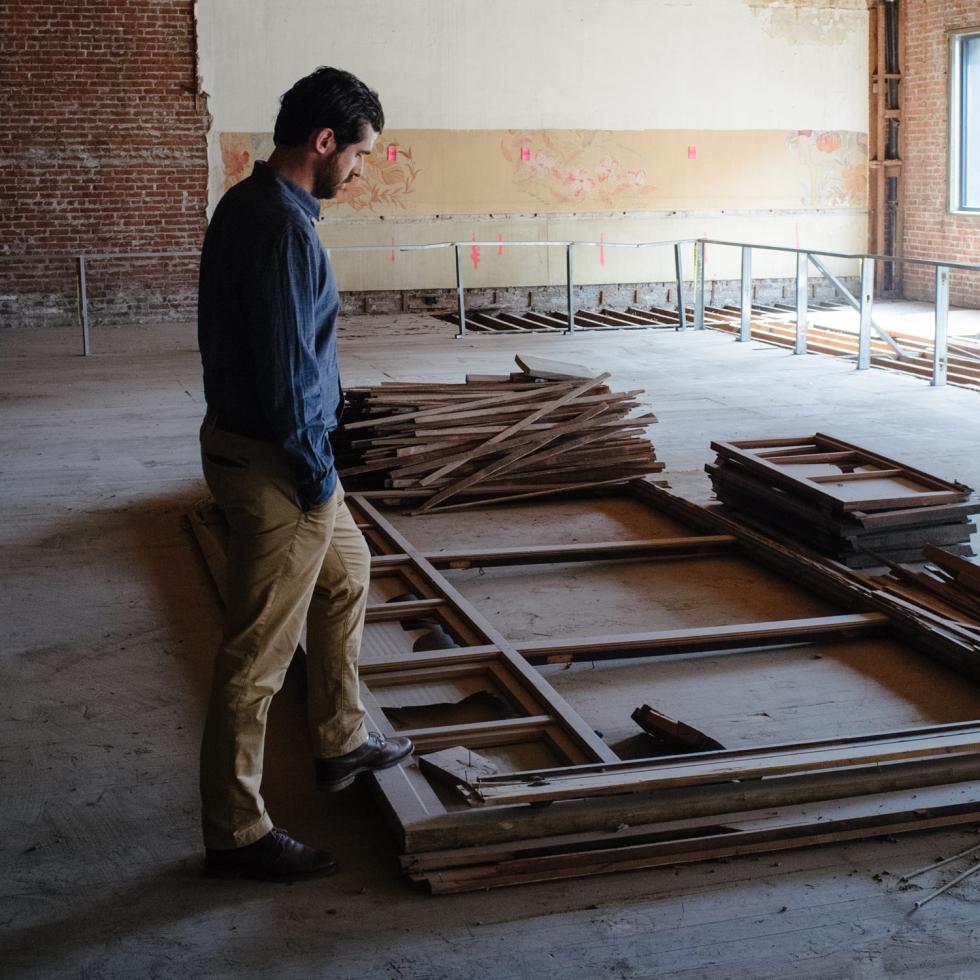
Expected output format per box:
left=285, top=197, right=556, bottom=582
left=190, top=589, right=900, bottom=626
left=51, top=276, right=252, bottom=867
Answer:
left=948, top=27, right=980, bottom=214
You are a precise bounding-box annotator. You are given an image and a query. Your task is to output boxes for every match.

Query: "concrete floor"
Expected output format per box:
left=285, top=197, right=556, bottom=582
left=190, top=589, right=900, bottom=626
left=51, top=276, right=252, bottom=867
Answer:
left=4, top=316, right=980, bottom=979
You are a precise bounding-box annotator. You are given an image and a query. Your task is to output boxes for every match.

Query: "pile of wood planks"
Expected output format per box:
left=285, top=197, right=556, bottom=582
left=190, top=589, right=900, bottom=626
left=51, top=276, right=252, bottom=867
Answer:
left=706, top=433, right=976, bottom=568
left=335, top=356, right=663, bottom=512
left=403, top=723, right=980, bottom=893
left=865, top=544, right=980, bottom=641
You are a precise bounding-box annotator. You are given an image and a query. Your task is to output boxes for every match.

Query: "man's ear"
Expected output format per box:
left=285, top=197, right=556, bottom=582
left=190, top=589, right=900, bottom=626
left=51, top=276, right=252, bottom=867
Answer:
left=311, top=127, right=337, bottom=157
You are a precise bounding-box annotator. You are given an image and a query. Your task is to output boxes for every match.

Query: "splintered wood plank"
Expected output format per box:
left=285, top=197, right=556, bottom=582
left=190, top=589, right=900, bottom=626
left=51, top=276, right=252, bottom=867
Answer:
left=414, top=398, right=614, bottom=512
left=924, top=544, right=980, bottom=594
left=418, top=746, right=500, bottom=788
left=343, top=382, right=568, bottom=431
left=631, top=704, right=725, bottom=751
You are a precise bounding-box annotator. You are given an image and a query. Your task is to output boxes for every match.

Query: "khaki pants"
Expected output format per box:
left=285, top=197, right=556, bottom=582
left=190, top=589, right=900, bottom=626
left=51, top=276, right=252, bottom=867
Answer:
left=199, top=416, right=369, bottom=850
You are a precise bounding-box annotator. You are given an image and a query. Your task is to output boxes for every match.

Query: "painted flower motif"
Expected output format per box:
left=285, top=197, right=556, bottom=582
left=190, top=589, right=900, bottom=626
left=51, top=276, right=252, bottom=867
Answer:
left=816, top=131, right=843, bottom=154
left=564, top=168, right=595, bottom=197
left=596, top=157, right=621, bottom=182
left=786, top=129, right=867, bottom=207
left=528, top=152, right=557, bottom=175
left=500, top=131, right=656, bottom=206
left=841, top=164, right=866, bottom=195
left=326, top=144, right=420, bottom=212
left=221, top=142, right=251, bottom=188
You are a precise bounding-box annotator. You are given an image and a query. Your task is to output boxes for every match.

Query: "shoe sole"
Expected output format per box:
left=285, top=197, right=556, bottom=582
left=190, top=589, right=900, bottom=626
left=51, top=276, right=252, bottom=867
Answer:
left=317, top=744, right=414, bottom=793
left=205, top=861, right=338, bottom=883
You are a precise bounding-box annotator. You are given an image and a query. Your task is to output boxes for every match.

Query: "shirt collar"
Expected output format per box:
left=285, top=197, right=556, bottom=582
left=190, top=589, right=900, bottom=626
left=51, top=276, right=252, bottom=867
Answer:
left=252, top=160, right=321, bottom=221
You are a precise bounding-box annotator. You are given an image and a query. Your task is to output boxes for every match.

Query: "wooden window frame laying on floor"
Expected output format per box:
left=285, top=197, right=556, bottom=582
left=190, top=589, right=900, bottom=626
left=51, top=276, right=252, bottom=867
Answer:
left=710, top=433, right=973, bottom=513
left=188, top=479, right=980, bottom=892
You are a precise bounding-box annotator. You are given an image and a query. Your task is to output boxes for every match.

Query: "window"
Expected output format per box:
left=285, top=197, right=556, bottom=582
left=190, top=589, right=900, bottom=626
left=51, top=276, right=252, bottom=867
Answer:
left=951, top=30, right=980, bottom=212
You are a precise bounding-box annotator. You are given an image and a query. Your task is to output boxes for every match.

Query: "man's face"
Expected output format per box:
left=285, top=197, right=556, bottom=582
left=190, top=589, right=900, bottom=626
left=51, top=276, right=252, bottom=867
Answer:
left=313, top=126, right=380, bottom=200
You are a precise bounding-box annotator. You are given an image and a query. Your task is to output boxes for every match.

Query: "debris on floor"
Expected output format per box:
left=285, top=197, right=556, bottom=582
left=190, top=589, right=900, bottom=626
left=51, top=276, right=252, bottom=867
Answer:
left=335, top=355, right=664, bottom=511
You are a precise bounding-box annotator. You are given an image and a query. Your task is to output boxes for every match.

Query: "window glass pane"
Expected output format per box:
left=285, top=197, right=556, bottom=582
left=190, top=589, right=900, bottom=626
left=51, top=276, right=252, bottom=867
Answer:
left=962, top=34, right=980, bottom=209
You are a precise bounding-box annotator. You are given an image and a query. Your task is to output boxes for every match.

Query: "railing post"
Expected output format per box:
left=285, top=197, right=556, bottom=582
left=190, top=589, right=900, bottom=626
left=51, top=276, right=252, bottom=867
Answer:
left=565, top=243, right=575, bottom=334
left=933, top=265, right=950, bottom=387
left=807, top=252, right=904, bottom=358
left=739, top=246, right=752, bottom=342
left=857, top=256, right=875, bottom=370
left=77, top=255, right=91, bottom=356
left=454, top=244, right=466, bottom=339
left=674, top=242, right=687, bottom=331
left=694, top=240, right=705, bottom=330
left=795, top=251, right=808, bottom=354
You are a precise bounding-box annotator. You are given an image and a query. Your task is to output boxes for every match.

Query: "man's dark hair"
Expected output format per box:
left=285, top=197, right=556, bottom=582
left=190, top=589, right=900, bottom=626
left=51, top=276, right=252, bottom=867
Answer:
left=273, top=66, right=384, bottom=149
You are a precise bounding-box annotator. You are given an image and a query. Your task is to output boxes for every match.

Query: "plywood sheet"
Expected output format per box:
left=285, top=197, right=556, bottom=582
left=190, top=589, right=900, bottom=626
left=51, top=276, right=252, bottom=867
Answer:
left=383, top=497, right=692, bottom=551
left=543, top=636, right=980, bottom=750
left=445, top=555, right=836, bottom=640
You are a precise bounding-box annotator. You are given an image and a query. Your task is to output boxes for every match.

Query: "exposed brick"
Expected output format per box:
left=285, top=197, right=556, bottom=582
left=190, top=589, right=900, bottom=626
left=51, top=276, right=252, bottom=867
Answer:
left=0, top=0, right=209, bottom=327
left=902, top=0, right=980, bottom=307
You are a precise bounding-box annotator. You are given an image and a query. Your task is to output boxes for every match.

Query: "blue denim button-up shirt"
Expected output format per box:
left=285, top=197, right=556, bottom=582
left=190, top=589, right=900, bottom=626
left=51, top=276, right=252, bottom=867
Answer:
left=198, top=161, right=341, bottom=510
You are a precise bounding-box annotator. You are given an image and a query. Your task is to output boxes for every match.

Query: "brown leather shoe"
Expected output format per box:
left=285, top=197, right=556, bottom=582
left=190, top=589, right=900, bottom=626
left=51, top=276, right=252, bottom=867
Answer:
left=205, top=828, right=337, bottom=882
left=316, top=731, right=414, bottom=791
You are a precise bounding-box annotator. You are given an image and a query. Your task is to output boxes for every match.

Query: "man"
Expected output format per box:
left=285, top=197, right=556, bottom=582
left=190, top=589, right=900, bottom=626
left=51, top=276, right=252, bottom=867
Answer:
left=197, top=66, right=413, bottom=882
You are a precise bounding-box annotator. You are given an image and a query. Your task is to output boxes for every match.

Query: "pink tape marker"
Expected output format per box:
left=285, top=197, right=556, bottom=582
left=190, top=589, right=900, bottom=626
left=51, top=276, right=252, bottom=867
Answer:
left=470, top=232, right=481, bottom=271
left=599, top=231, right=605, bottom=266
left=387, top=145, right=397, bottom=161
left=520, top=146, right=530, bottom=161
left=687, top=145, right=697, bottom=160
left=497, top=233, right=504, bottom=257
left=391, top=236, right=396, bottom=263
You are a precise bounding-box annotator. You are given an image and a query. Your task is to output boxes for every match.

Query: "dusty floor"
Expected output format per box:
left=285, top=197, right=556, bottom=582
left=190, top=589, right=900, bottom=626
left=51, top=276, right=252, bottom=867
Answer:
left=4, top=315, right=980, bottom=979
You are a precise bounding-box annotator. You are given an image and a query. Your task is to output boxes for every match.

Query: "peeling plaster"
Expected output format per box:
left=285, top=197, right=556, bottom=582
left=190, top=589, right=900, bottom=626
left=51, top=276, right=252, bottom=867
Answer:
left=745, top=0, right=867, bottom=45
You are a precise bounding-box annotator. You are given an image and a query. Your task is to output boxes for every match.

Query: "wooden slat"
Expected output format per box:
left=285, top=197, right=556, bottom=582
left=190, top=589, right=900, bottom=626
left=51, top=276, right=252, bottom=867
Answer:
left=417, top=801, right=980, bottom=893
left=518, top=612, right=888, bottom=665
left=424, top=535, right=737, bottom=568
left=360, top=612, right=887, bottom=672
left=471, top=727, right=980, bottom=806
left=364, top=597, right=445, bottom=623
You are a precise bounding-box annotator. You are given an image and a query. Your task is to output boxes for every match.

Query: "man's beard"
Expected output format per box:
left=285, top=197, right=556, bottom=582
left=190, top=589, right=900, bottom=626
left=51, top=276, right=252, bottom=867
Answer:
left=312, top=155, right=345, bottom=200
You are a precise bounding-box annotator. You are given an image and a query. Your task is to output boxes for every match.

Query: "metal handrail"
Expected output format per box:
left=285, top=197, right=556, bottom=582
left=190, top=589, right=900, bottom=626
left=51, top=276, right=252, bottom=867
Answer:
left=701, top=238, right=980, bottom=274
left=73, top=237, right=976, bottom=386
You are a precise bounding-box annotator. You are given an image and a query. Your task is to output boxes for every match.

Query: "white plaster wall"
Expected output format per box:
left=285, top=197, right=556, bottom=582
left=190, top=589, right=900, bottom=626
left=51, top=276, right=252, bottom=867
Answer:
left=195, top=0, right=870, bottom=289
left=196, top=0, right=868, bottom=133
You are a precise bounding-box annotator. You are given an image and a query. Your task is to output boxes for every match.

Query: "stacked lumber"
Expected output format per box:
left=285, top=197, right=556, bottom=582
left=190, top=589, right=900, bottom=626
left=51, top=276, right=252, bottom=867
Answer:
left=336, top=356, right=663, bottom=512
left=706, top=434, right=976, bottom=568
left=402, top=724, right=980, bottom=892
left=865, top=544, right=980, bottom=639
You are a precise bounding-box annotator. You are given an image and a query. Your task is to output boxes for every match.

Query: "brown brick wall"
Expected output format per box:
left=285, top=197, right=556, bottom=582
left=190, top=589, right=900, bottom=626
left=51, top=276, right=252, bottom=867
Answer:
left=0, top=0, right=209, bottom=327
left=903, top=0, right=980, bottom=306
